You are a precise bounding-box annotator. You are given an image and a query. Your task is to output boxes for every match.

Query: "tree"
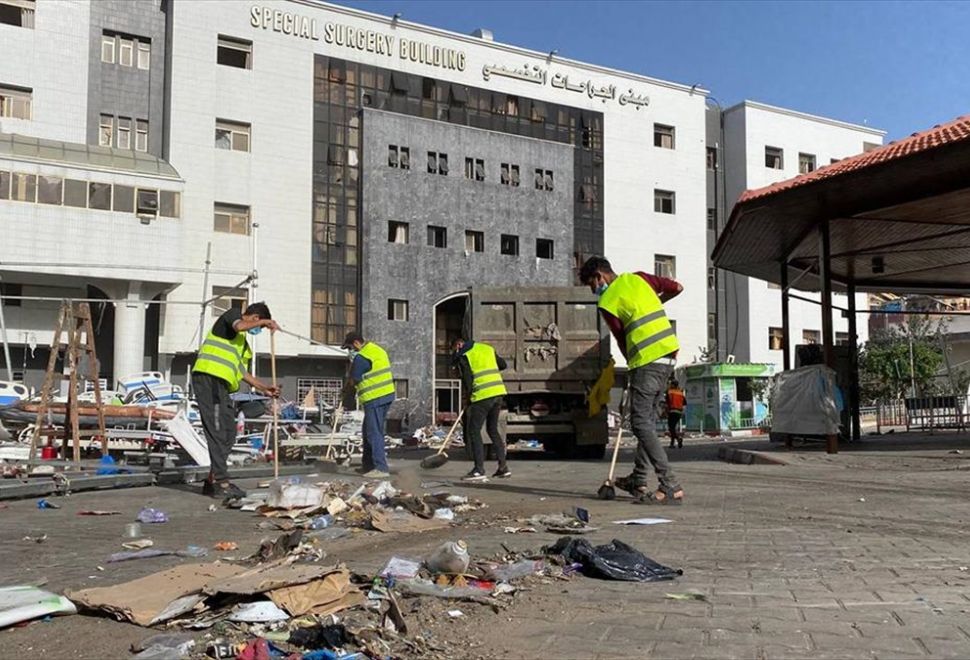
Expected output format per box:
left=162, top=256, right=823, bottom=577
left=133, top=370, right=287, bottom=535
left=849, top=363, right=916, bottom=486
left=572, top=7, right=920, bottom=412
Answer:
left=858, top=315, right=945, bottom=401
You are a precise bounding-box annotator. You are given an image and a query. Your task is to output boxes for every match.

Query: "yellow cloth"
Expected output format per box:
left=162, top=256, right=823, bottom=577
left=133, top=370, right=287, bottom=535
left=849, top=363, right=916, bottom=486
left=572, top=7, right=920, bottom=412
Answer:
left=588, top=359, right=615, bottom=417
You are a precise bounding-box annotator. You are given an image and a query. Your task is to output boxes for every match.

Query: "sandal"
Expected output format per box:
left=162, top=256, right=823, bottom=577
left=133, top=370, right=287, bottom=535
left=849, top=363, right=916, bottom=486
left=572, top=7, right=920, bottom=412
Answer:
left=614, top=475, right=648, bottom=498
left=633, top=487, right=684, bottom=505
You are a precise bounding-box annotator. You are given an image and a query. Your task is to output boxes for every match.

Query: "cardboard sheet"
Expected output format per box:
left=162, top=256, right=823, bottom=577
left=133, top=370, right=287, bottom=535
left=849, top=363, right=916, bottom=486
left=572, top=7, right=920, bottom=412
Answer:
left=202, top=561, right=338, bottom=596
left=370, top=509, right=451, bottom=533
left=268, top=569, right=364, bottom=616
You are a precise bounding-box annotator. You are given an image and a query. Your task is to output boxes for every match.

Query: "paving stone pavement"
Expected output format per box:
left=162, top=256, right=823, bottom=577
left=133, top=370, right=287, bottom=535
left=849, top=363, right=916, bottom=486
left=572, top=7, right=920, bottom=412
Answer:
left=1, top=433, right=968, bottom=659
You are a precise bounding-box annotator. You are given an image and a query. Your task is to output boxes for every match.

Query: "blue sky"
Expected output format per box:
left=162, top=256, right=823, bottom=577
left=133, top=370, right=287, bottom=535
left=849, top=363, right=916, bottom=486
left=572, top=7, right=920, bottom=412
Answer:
left=334, top=0, right=967, bottom=140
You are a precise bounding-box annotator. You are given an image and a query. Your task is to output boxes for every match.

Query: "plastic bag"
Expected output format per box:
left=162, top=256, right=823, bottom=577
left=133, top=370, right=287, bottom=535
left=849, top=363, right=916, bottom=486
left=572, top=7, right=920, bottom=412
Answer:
left=546, top=537, right=682, bottom=582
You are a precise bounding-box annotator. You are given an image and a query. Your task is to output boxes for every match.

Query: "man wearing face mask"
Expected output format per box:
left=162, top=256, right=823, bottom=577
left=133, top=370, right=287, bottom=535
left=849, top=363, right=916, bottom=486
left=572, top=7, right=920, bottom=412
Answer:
left=341, top=331, right=395, bottom=478
left=193, top=301, right=280, bottom=500
left=579, top=256, right=685, bottom=505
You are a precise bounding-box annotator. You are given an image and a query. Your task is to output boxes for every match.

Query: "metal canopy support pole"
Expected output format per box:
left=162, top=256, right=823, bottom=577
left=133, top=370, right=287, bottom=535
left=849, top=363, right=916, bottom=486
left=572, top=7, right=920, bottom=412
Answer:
left=780, top=261, right=791, bottom=371
left=847, top=282, right=861, bottom=442
left=818, top=219, right=838, bottom=453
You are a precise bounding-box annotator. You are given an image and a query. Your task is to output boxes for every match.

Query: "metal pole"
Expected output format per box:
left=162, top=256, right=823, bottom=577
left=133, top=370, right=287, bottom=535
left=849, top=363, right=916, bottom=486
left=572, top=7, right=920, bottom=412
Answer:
left=847, top=282, right=861, bottom=441
left=818, top=219, right=837, bottom=453
left=0, top=275, right=14, bottom=382
left=197, top=242, right=212, bottom=351
left=251, top=222, right=259, bottom=378
left=780, top=261, right=791, bottom=371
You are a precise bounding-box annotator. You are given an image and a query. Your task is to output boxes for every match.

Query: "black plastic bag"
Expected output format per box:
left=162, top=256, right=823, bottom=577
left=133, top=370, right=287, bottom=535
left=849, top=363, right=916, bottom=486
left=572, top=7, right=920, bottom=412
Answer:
left=547, top=536, right=682, bottom=582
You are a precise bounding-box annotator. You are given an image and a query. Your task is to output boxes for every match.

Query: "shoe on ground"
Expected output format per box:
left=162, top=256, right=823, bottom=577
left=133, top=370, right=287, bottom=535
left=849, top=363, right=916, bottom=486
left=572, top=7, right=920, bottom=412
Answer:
left=614, top=474, right=648, bottom=497
left=678, top=441, right=684, bottom=449
left=201, top=480, right=215, bottom=497
left=214, top=481, right=246, bottom=500
left=492, top=466, right=512, bottom=479
left=354, top=466, right=371, bottom=474
left=361, top=469, right=391, bottom=479
left=462, top=469, right=489, bottom=482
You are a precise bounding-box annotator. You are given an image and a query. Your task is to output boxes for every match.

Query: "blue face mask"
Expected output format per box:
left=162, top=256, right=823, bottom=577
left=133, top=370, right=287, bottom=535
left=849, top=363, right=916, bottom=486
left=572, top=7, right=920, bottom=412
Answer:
left=347, top=350, right=358, bottom=361
left=248, top=327, right=263, bottom=336
left=595, top=282, right=608, bottom=296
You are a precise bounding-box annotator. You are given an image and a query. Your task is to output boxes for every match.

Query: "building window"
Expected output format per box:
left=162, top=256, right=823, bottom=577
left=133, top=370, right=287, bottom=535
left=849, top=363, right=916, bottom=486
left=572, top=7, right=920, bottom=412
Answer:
left=706, top=146, right=717, bottom=170
left=427, top=225, right=447, bottom=248
left=798, top=152, right=816, bottom=174
left=536, top=238, right=554, bottom=260
left=0, top=0, right=34, bottom=28
left=465, top=157, right=484, bottom=181
left=802, top=329, right=820, bottom=344
left=427, top=151, right=448, bottom=175
left=708, top=313, right=716, bottom=344
left=707, top=208, right=716, bottom=231
left=159, top=190, right=180, bottom=218
left=215, top=119, right=251, bottom=152
left=99, top=114, right=113, bottom=147
left=654, top=189, right=675, bottom=214
left=654, top=123, right=675, bottom=149
left=0, top=282, right=22, bottom=307
left=0, top=85, right=31, bottom=120
left=212, top=285, right=247, bottom=317
left=500, top=234, right=519, bottom=256
left=136, top=188, right=158, bottom=216
left=836, top=331, right=849, bottom=346
left=0, top=171, right=7, bottom=199
left=387, top=299, right=409, bottom=321
left=388, top=220, right=409, bottom=244
left=654, top=254, right=676, bottom=279
left=101, top=35, right=115, bottom=63
left=137, top=41, right=151, bottom=70
left=217, top=35, right=252, bottom=69
left=116, top=117, right=131, bottom=150
left=10, top=172, right=35, bottom=202
left=769, top=327, right=784, bottom=351
left=88, top=182, right=111, bottom=210
left=36, top=176, right=62, bottom=205
left=765, top=146, right=783, bottom=169
left=63, top=179, right=87, bottom=208
left=113, top=184, right=134, bottom=213
left=707, top=267, right=715, bottom=289
left=394, top=379, right=409, bottom=398
left=119, top=37, right=134, bottom=67
left=214, top=203, right=251, bottom=235
left=135, top=119, right=148, bottom=152
left=388, top=145, right=409, bottom=169
left=500, top=163, right=520, bottom=187
left=535, top=168, right=553, bottom=191
left=465, top=230, right=484, bottom=253
left=296, top=377, right=343, bottom=410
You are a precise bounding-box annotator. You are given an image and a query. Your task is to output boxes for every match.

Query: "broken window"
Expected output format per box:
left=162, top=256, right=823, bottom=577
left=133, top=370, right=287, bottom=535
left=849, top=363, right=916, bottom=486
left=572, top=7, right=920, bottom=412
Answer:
left=536, top=238, right=554, bottom=260
left=388, top=221, right=409, bottom=244
left=428, top=225, right=447, bottom=248
left=465, top=230, right=484, bottom=253
left=765, top=146, right=783, bottom=169
left=217, top=35, right=252, bottom=69
left=500, top=234, right=519, bottom=256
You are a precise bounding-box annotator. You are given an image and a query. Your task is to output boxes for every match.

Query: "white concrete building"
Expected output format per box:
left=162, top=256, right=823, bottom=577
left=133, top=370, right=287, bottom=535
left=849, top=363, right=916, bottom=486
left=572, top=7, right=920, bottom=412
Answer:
left=0, top=0, right=885, bottom=424
left=720, top=101, right=886, bottom=366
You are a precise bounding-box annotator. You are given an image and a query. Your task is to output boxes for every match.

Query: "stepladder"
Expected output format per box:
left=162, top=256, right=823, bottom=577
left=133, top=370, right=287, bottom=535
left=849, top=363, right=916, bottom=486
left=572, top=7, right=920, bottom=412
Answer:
left=29, top=301, right=107, bottom=463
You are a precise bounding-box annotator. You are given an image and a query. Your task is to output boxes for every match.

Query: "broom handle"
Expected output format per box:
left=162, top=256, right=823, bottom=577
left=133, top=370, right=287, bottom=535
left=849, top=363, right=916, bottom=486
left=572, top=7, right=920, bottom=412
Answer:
left=271, top=332, right=279, bottom=479
left=435, top=407, right=465, bottom=456
left=324, top=403, right=343, bottom=460
left=606, top=387, right=630, bottom=482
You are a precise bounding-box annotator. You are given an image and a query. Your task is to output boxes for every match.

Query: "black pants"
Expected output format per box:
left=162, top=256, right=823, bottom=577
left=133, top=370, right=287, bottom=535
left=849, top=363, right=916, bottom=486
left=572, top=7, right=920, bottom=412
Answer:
left=667, top=411, right=683, bottom=443
left=194, top=372, right=236, bottom=482
left=466, top=396, right=507, bottom=473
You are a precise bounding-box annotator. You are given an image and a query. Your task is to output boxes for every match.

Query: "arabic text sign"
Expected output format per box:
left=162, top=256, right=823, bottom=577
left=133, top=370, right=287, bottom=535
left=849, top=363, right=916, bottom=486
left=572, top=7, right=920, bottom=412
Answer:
left=482, top=63, right=651, bottom=109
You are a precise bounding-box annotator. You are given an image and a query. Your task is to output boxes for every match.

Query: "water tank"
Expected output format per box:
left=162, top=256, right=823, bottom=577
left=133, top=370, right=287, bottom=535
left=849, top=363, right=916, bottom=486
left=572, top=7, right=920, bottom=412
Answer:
left=470, top=28, right=493, bottom=41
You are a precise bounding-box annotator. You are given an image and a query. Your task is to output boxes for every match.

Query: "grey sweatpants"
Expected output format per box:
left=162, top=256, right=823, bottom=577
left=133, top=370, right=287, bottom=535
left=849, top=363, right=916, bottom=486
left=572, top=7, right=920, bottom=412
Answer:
left=629, top=362, right=681, bottom=491
left=194, top=372, right=236, bottom=482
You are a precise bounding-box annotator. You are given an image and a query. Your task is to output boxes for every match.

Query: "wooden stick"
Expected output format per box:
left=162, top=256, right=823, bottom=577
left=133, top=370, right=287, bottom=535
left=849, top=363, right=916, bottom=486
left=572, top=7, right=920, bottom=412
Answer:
left=324, top=402, right=343, bottom=461
left=271, top=331, right=279, bottom=478
left=30, top=303, right=66, bottom=461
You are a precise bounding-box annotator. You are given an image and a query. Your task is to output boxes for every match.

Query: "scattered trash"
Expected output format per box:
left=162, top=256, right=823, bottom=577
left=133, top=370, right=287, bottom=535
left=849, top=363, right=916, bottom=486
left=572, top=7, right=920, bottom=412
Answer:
left=78, top=510, right=122, bottom=516
left=546, top=537, right=682, bottom=582
left=380, top=557, right=422, bottom=580
left=309, top=527, right=351, bottom=542
left=433, top=507, right=455, bottom=521
left=96, top=455, right=121, bottom=476
left=396, top=578, right=500, bottom=606
left=267, top=479, right=326, bottom=510
left=107, top=547, right=208, bottom=563
left=949, top=449, right=963, bottom=455
left=858, top=497, right=866, bottom=503
left=122, top=539, right=155, bottom=550
left=665, top=592, right=708, bottom=601
left=0, top=586, right=77, bottom=628
left=131, top=632, right=195, bottom=660
left=288, top=623, right=350, bottom=650
left=447, top=609, right=464, bottom=618
left=268, top=569, right=363, bottom=617
left=227, top=600, right=290, bottom=623
left=370, top=509, right=450, bottom=533
left=327, top=497, right=348, bottom=516
left=207, top=505, right=217, bottom=512
left=959, top=566, right=968, bottom=572
left=426, top=540, right=470, bottom=575
left=613, top=517, right=672, bottom=526
left=124, top=522, right=143, bottom=538
left=503, top=526, right=537, bottom=534
left=37, top=499, right=60, bottom=510
left=213, top=541, right=238, bottom=551
left=136, top=508, right=168, bottom=524
left=310, top=514, right=335, bottom=530
left=486, top=559, right=544, bottom=582
left=530, top=513, right=598, bottom=534
left=22, top=534, right=47, bottom=543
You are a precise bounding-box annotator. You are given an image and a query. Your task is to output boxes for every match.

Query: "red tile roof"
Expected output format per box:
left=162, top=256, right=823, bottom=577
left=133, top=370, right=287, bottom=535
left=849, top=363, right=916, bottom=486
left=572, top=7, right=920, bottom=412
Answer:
left=737, top=114, right=970, bottom=203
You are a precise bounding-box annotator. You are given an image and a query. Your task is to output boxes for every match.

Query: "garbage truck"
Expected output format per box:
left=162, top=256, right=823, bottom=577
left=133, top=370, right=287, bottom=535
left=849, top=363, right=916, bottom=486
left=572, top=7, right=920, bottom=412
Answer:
left=454, top=285, right=611, bottom=458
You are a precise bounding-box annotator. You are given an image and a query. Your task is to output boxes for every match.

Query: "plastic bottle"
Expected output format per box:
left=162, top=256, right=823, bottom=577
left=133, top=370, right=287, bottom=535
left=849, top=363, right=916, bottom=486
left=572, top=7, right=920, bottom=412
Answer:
left=310, top=514, right=334, bottom=530
left=425, top=540, right=470, bottom=575
left=486, top=559, right=544, bottom=582
left=236, top=412, right=245, bottom=438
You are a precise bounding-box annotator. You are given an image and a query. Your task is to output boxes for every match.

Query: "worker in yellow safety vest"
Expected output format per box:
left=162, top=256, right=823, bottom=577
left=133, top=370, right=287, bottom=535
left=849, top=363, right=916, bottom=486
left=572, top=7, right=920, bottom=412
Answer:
left=580, top=256, right=685, bottom=505
left=193, top=301, right=280, bottom=500
left=452, top=336, right=510, bottom=482
left=342, top=331, right=395, bottom=478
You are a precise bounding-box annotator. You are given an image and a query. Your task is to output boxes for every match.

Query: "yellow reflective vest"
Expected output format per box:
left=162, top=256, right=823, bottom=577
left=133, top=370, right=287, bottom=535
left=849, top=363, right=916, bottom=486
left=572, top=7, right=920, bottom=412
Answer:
left=597, top=273, right=679, bottom=370
left=356, top=341, right=395, bottom=405
left=465, top=342, right=507, bottom=403
left=192, top=330, right=252, bottom=393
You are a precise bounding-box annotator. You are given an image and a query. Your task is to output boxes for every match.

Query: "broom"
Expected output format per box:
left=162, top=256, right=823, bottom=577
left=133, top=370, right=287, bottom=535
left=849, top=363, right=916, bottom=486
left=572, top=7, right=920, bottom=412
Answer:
left=420, top=408, right=465, bottom=470
left=597, top=387, right=629, bottom=500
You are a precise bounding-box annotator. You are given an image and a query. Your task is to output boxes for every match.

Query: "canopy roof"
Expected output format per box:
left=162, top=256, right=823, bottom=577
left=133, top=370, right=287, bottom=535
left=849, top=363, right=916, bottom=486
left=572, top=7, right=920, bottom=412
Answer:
left=0, top=132, right=181, bottom=179
left=713, top=114, right=970, bottom=294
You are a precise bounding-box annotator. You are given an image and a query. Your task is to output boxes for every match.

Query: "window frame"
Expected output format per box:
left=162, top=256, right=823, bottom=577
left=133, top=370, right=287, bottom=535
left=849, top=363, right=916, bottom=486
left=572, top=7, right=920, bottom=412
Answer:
left=465, top=230, right=484, bottom=253
left=135, top=119, right=148, bottom=152
left=99, top=114, right=113, bottom=147
left=387, top=298, right=409, bottom=322
left=536, top=238, right=554, bottom=260
left=217, top=35, right=253, bottom=70
left=387, top=220, right=409, bottom=244
left=116, top=117, right=131, bottom=150
left=653, top=189, right=676, bottom=214
left=500, top=233, right=519, bottom=256
left=0, top=84, right=32, bottom=120
left=765, top=146, right=784, bottom=170
left=654, top=253, right=676, bottom=279
left=427, top=224, right=447, bottom=248
left=798, top=152, right=816, bottom=174
left=215, top=119, right=251, bottom=152
left=101, top=34, right=115, bottom=63
left=213, top=202, right=251, bottom=236
left=119, top=37, right=134, bottom=67
left=653, top=123, right=675, bottom=149
left=136, top=41, right=151, bottom=70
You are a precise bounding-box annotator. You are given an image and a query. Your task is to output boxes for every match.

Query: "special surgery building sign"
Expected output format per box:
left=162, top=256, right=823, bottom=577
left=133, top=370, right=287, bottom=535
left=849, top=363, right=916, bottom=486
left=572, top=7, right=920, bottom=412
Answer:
left=483, top=62, right=651, bottom=109
left=250, top=6, right=466, bottom=71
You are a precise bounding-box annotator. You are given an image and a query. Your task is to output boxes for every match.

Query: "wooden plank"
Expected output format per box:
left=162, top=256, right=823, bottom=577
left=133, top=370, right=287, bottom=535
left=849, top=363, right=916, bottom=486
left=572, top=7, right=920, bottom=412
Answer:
left=79, top=302, right=108, bottom=455
left=66, top=305, right=81, bottom=464
left=29, top=303, right=66, bottom=461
